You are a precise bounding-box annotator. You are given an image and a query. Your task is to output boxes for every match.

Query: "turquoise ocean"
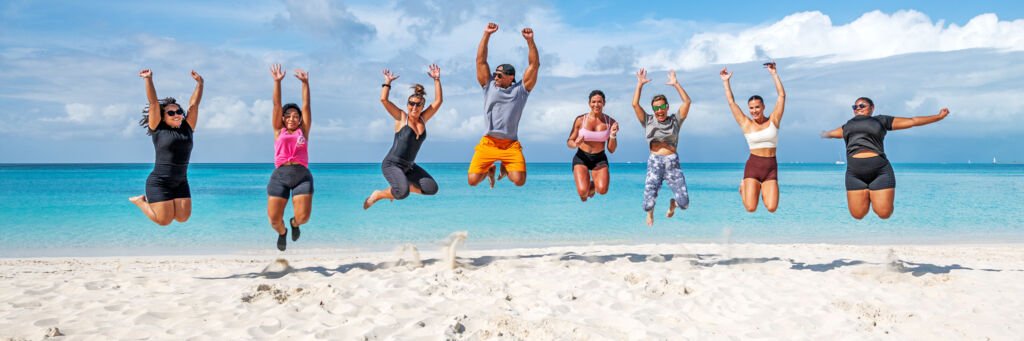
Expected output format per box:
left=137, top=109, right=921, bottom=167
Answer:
left=1, top=163, right=1022, bottom=257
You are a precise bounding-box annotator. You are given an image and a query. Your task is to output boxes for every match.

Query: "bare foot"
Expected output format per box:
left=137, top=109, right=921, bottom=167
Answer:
left=646, top=210, right=654, bottom=226
left=667, top=199, right=677, bottom=218
left=486, top=166, right=496, bottom=188
left=363, top=190, right=385, bottom=209
left=129, top=195, right=147, bottom=207
left=588, top=181, right=596, bottom=198
left=497, top=163, right=508, bottom=181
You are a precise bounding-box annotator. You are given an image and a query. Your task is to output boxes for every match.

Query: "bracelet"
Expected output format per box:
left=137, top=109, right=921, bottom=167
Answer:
left=609, top=135, right=617, bottom=139
left=382, top=83, right=391, bottom=88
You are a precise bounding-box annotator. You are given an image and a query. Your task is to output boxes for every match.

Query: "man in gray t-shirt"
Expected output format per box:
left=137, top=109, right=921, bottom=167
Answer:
left=467, top=22, right=540, bottom=188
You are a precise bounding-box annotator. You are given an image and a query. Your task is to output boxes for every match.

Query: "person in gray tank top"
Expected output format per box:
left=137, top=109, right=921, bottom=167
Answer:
left=467, top=22, right=540, bottom=188
left=822, top=97, right=949, bottom=220
left=631, top=68, right=692, bottom=226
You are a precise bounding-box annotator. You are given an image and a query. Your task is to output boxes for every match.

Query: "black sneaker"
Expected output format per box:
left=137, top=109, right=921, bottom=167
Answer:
left=277, top=233, right=287, bottom=251
left=290, top=217, right=300, bottom=242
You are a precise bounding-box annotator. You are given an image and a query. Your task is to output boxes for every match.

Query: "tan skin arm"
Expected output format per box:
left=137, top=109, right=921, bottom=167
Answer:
left=521, top=28, right=539, bottom=92
left=720, top=67, right=751, bottom=131
left=139, top=69, right=161, bottom=131
left=566, top=116, right=584, bottom=149
left=766, top=63, right=786, bottom=127
left=186, top=70, right=203, bottom=130
left=295, top=68, right=311, bottom=137
left=632, top=69, right=653, bottom=124
left=666, top=70, right=691, bottom=121
left=821, top=127, right=844, bottom=139
left=607, top=120, right=619, bottom=153
left=379, top=69, right=404, bottom=121
left=270, top=64, right=285, bottom=138
left=420, top=64, right=443, bottom=123
left=891, top=108, right=949, bottom=130
left=476, top=23, right=497, bottom=87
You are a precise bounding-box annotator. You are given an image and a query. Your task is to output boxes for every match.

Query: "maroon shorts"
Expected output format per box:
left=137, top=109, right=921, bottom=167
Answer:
left=743, top=154, right=778, bottom=182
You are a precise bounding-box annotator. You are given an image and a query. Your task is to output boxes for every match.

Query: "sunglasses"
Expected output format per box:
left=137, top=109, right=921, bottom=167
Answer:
left=408, top=101, right=424, bottom=107
left=851, top=103, right=869, bottom=110
left=652, top=104, right=669, bottom=111
left=494, top=72, right=512, bottom=79
left=165, top=108, right=185, bottom=116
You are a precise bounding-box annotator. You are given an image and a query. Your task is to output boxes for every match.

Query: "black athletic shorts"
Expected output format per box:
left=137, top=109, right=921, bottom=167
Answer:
left=267, top=164, right=314, bottom=198
left=571, top=149, right=609, bottom=170
left=845, top=156, right=895, bottom=191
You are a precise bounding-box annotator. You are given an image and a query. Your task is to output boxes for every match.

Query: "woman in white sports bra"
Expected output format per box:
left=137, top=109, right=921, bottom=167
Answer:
left=720, top=61, right=786, bottom=213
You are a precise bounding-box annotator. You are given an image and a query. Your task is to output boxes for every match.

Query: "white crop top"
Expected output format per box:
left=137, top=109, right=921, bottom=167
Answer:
left=744, top=122, right=778, bottom=149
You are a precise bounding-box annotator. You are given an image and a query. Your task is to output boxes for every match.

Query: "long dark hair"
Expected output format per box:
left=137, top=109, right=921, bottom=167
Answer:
left=138, top=97, right=178, bottom=135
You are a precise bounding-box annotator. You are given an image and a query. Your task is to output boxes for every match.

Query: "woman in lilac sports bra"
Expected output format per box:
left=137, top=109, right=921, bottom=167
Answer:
left=720, top=62, right=786, bottom=213
left=363, top=64, right=443, bottom=209
left=267, top=64, right=313, bottom=251
left=566, top=90, right=619, bottom=202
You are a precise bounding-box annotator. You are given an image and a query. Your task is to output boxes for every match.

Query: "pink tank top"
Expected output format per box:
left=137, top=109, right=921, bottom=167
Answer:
left=274, top=129, right=308, bottom=168
left=577, top=114, right=611, bottom=142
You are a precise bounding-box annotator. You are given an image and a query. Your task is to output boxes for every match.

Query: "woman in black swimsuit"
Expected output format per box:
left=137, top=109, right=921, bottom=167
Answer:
left=129, top=69, right=204, bottom=226
left=364, top=64, right=443, bottom=209
left=822, top=97, right=949, bottom=219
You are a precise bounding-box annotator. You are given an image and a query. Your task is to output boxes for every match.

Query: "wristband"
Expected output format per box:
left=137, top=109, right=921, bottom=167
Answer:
left=382, top=83, right=391, bottom=88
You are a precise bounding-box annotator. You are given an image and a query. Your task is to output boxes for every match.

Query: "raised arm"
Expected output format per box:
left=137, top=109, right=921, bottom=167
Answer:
left=766, top=62, right=786, bottom=127
left=139, top=69, right=161, bottom=130
left=186, top=70, right=203, bottom=130
left=294, top=68, right=311, bottom=137
left=270, top=64, right=285, bottom=133
left=821, top=126, right=843, bottom=139
left=522, top=28, right=540, bottom=92
left=720, top=67, right=749, bottom=129
left=607, top=120, right=619, bottom=153
left=666, top=70, right=691, bottom=121
left=632, top=69, right=653, bottom=124
left=421, top=64, right=443, bottom=122
left=379, top=69, right=403, bottom=121
left=566, top=115, right=583, bottom=149
left=891, top=108, right=949, bottom=130
left=476, top=23, right=497, bottom=87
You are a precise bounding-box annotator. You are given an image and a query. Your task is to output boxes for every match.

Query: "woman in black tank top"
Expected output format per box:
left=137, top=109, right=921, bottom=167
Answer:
left=129, top=69, right=204, bottom=226
left=363, top=64, right=444, bottom=209
left=822, top=97, right=949, bottom=219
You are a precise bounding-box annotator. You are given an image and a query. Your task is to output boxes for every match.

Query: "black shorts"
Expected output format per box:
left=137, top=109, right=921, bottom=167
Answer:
left=572, top=149, right=608, bottom=170
left=267, top=164, right=314, bottom=198
left=145, top=173, right=190, bottom=203
left=845, top=156, right=895, bottom=190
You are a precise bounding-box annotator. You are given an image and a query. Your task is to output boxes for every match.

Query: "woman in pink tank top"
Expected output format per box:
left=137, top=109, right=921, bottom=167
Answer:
left=566, top=90, right=619, bottom=202
left=266, top=64, right=314, bottom=251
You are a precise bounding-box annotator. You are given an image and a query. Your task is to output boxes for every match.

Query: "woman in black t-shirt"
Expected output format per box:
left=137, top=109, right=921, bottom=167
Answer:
left=822, top=97, right=948, bottom=219
left=129, top=69, right=204, bottom=226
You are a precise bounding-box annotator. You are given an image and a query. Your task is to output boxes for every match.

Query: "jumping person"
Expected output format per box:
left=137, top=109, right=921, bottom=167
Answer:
left=822, top=98, right=949, bottom=219
left=267, top=64, right=313, bottom=251
left=632, top=69, right=692, bottom=226
left=129, top=69, right=203, bottom=226
left=467, top=22, right=540, bottom=188
left=566, top=90, right=619, bottom=202
left=720, top=62, right=786, bottom=213
left=364, top=64, right=443, bottom=209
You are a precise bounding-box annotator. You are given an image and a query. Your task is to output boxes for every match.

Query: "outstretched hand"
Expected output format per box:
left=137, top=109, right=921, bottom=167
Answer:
left=427, top=64, right=441, bottom=80
left=382, top=69, right=400, bottom=84
left=521, top=28, right=534, bottom=40
left=719, top=67, right=732, bottom=81
left=938, top=108, right=950, bottom=119
left=764, top=61, right=777, bottom=75
left=293, top=68, right=309, bottom=83
left=485, top=22, right=498, bottom=34
left=636, top=69, right=653, bottom=86
left=270, top=64, right=286, bottom=81
left=139, top=69, right=152, bottom=79
left=190, top=70, right=203, bottom=84
left=665, top=70, right=679, bottom=86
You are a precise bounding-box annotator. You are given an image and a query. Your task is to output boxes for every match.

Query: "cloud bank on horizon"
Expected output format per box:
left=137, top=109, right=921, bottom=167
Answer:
left=1, top=1, right=1021, bottom=162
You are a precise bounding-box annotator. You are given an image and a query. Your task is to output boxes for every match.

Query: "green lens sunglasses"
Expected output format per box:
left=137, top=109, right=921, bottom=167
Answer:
left=652, top=104, right=668, bottom=111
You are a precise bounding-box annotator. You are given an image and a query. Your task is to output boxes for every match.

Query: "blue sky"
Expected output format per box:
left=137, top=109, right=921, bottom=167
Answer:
left=1, top=0, right=1022, bottom=163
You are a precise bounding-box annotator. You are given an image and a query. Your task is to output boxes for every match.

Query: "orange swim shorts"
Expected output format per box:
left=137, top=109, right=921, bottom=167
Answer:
left=468, top=136, right=526, bottom=174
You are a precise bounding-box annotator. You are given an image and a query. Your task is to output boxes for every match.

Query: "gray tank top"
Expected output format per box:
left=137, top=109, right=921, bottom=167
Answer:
left=482, top=79, right=530, bottom=140
left=643, top=114, right=682, bottom=148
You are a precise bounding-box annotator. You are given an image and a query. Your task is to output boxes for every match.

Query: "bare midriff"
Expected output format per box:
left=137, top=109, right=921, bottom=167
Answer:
left=650, top=142, right=676, bottom=155
left=852, top=151, right=879, bottom=158
left=282, top=161, right=303, bottom=166
left=579, top=141, right=606, bottom=154
left=750, top=147, right=776, bottom=158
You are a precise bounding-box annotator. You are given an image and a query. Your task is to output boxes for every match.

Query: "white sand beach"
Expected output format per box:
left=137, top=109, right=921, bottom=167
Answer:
left=2, top=242, right=1023, bottom=340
